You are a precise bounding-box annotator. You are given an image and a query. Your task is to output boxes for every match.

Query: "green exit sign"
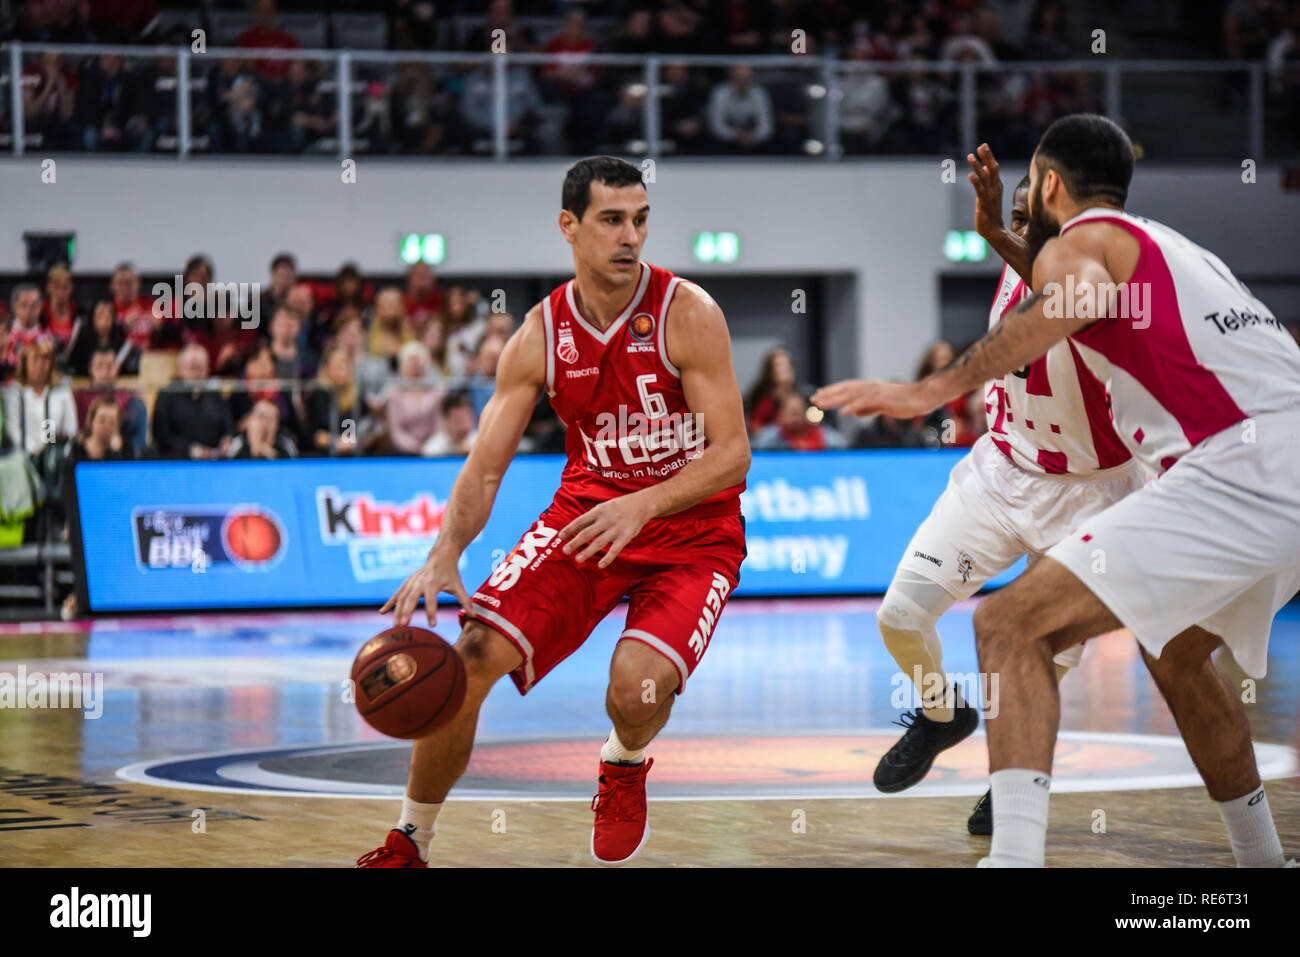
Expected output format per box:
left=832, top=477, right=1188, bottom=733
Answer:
left=693, top=231, right=740, bottom=264
left=944, top=230, right=988, bottom=263
left=400, top=233, right=446, bottom=266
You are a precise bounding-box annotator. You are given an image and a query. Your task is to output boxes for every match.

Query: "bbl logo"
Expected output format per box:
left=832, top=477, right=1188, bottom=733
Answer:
left=133, top=506, right=286, bottom=570
left=629, top=313, right=655, bottom=342
left=956, top=550, right=975, bottom=584
left=557, top=324, right=580, bottom=364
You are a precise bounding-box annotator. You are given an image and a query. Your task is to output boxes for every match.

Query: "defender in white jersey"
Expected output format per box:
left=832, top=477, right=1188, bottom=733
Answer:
left=869, top=168, right=1144, bottom=835
left=816, top=114, right=1296, bottom=868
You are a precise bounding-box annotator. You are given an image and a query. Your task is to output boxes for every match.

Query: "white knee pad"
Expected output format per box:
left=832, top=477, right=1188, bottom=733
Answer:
left=877, top=573, right=952, bottom=636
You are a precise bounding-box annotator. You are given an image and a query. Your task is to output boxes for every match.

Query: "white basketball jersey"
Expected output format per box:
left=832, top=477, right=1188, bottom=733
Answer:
left=984, top=263, right=1132, bottom=475
left=1060, top=207, right=1300, bottom=475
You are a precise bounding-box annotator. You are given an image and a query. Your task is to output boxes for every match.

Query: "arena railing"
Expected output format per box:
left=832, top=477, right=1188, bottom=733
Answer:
left=0, top=42, right=1288, bottom=161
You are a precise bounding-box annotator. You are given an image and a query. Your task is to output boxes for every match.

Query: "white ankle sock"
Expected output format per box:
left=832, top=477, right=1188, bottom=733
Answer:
left=1216, top=787, right=1285, bottom=867
left=982, top=768, right=1051, bottom=867
left=397, top=795, right=442, bottom=862
left=600, top=729, right=644, bottom=765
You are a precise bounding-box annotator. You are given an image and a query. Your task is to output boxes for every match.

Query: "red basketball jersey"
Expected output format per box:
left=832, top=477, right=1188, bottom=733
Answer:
left=539, top=261, right=744, bottom=518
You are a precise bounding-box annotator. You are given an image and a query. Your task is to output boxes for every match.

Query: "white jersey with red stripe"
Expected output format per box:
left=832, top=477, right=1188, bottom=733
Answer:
left=1060, top=207, right=1300, bottom=475
left=984, top=263, right=1133, bottom=476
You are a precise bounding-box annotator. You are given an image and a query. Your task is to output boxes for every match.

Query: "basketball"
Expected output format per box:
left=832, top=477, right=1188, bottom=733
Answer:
left=351, top=626, right=467, bottom=739
left=224, top=512, right=281, bottom=564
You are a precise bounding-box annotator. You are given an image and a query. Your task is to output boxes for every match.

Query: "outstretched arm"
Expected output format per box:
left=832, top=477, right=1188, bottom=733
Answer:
left=968, top=143, right=1031, bottom=280
left=812, top=234, right=1111, bottom=418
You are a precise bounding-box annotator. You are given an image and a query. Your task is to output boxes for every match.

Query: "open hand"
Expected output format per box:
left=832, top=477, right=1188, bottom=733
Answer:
left=560, top=495, right=653, bottom=568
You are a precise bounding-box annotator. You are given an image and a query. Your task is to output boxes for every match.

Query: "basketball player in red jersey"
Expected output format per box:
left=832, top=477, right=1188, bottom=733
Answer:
left=357, top=157, right=750, bottom=868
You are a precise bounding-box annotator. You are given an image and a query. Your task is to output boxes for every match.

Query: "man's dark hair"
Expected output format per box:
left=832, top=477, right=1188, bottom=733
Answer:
left=562, top=156, right=645, bottom=220
left=1034, top=113, right=1134, bottom=207
left=441, top=389, right=473, bottom=417
left=270, top=253, right=296, bottom=272
left=185, top=254, right=213, bottom=277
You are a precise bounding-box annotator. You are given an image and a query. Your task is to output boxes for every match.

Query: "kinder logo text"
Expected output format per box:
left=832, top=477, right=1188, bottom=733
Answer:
left=0, top=667, right=104, bottom=719
left=318, top=487, right=446, bottom=540
left=489, top=521, right=560, bottom=591
left=50, top=887, right=151, bottom=937
left=687, top=573, right=732, bottom=660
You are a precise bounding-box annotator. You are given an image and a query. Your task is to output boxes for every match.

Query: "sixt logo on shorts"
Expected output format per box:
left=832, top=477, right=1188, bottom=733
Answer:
left=687, top=573, right=732, bottom=661
left=488, top=521, right=559, bottom=592
left=131, top=506, right=285, bottom=571
left=317, top=487, right=448, bottom=584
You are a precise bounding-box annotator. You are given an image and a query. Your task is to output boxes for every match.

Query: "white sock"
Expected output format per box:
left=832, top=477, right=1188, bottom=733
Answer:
left=600, top=729, right=645, bottom=765
left=982, top=768, right=1051, bottom=867
left=396, top=795, right=442, bottom=862
left=1216, top=787, right=1285, bottom=867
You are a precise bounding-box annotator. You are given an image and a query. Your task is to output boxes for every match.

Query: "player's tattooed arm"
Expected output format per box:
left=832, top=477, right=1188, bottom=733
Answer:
left=561, top=283, right=751, bottom=566
left=813, top=235, right=1108, bottom=419
left=381, top=310, right=544, bottom=625
left=967, top=143, right=1031, bottom=280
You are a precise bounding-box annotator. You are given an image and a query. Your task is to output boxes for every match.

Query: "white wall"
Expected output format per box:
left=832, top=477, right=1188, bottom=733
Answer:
left=3, top=156, right=1297, bottom=380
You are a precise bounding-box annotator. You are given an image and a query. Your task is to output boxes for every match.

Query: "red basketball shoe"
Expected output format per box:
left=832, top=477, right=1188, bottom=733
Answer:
left=356, top=828, right=428, bottom=868
left=590, top=758, right=653, bottom=865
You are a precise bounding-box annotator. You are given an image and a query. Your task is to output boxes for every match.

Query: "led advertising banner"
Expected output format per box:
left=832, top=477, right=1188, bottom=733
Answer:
left=73, top=450, right=1020, bottom=611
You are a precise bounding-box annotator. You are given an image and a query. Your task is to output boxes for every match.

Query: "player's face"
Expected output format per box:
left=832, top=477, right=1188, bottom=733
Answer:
left=567, top=181, right=649, bottom=284
left=1010, top=188, right=1030, bottom=238
left=1025, top=156, right=1061, bottom=270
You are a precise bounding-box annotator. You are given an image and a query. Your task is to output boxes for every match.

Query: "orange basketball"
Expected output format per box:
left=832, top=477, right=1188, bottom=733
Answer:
left=224, top=512, right=280, bottom=563
left=351, top=626, right=467, bottom=739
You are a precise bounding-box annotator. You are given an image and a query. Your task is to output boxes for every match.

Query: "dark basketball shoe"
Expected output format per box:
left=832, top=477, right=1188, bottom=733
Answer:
left=968, top=788, right=992, bottom=835
left=356, top=828, right=428, bottom=868
left=873, top=690, right=979, bottom=793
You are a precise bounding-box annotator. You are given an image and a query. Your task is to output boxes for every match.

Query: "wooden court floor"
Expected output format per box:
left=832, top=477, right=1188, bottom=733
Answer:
left=1, top=603, right=1297, bottom=868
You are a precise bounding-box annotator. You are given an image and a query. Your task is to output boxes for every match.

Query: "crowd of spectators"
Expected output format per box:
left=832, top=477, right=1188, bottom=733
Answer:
left=742, top=343, right=986, bottom=452
left=6, top=0, right=1126, bottom=158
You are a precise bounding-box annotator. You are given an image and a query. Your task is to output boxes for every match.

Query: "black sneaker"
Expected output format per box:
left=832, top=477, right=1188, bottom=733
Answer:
left=968, top=788, right=992, bottom=835
left=872, top=689, right=979, bottom=793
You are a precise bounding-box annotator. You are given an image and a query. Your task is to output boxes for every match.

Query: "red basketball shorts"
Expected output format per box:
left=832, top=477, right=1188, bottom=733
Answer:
left=461, top=499, right=745, bottom=696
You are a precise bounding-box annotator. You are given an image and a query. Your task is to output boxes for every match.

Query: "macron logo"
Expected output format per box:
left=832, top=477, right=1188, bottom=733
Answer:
left=50, top=887, right=151, bottom=937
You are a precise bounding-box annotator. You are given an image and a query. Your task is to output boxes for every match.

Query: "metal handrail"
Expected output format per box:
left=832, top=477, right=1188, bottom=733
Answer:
left=0, top=41, right=1279, bottom=161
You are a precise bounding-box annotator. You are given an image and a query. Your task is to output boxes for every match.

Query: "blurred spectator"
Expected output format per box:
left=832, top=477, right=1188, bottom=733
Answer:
left=380, top=341, right=444, bottom=455
left=659, top=62, right=709, bottom=153
left=260, top=253, right=297, bottom=320
left=75, top=54, right=154, bottom=152
left=656, top=1, right=705, bottom=54
left=150, top=343, right=231, bottom=459
left=1268, top=4, right=1300, bottom=151
left=708, top=65, right=774, bottom=153
left=305, top=344, right=364, bottom=456
left=1225, top=0, right=1280, bottom=60
left=915, top=339, right=980, bottom=446
left=186, top=304, right=258, bottom=378
left=839, top=42, right=903, bottom=153
left=23, top=52, right=78, bottom=150
left=267, top=304, right=316, bottom=380
left=67, top=301, right=132, bottom=377
left=208, top=57, right=268, bottom=153
left=465, top=0, right=538, bottom=52
left=542, top=10, right=611, bottom=154
left=110, top=262, right=157, bottom=351
left=714, top=0, right=770, bottom=54
left=941, top=11, right=1000, bottom=63
left=404, top=262, right=443, bottom=327
left=613, top=9, right=658, bottom=54
left=468, top=333, right=506, bottom=417
left=367, top=288, right=416, bottom=362
left=520, top=394, right=566, bottom=454
left=288, top=282, right=329, bottom=356
left=1026, top=0, right=1071, bottom=60
left=67, top=395, right=132, bottom=466
left=390, top=63, right=454, bottom=154
left=43, top=265, right=84, bottom=351
left=745, top=347, right=798, bottom=434
left=460, top=63, right=542, bottom=154
left=281, top=59, right=335, bottom=153
left=74, top=348, right=148, bottom=454
left=752, top=391, right=848, bottom=451
left=422, top=391, right=479, bottom=457
left=324, top=262, right=369, bottom=325
left=420, top=316, right=452, bottom=378
left=854, top=411, right=931, bottom=449
left=442, top=286, right=484, bottom=377
left=8, top=284, right=53, bottom=356
left=0, top=320, right=15, bottom=386
left=238, top=0, right=301, bottom=80
left=227, top=399, right=298, bottom=459
left=230, top=343, right=305, bottom=444
left=3, top=342, right=78, bottom=456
